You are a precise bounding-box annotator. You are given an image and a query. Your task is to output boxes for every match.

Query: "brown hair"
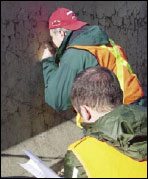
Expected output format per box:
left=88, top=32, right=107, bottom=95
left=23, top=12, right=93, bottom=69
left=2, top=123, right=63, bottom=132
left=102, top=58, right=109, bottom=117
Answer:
left=70, top=66, right=123, bottom=114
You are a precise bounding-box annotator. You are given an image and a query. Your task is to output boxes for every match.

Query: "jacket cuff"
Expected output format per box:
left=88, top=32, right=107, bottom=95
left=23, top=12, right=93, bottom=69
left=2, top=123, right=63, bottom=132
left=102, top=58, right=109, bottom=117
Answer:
left=42, top=56, right=55, bottom=63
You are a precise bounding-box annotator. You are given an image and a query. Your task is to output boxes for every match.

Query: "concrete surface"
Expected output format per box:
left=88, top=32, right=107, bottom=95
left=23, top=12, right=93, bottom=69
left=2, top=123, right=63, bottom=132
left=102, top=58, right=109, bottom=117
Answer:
left=1, top=1, right=147, bottom=150
left=1, top=118, right=83, bottom=178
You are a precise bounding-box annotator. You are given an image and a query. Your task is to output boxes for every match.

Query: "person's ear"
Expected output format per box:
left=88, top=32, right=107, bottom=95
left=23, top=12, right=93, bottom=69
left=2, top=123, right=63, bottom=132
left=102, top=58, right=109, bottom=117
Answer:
left=80, top=105, right=91, bottom=122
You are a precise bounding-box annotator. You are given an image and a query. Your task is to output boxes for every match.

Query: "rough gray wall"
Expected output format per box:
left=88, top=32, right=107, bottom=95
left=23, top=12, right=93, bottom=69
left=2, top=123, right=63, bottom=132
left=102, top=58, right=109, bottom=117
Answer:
left=1, top=1, right=147, bottom=150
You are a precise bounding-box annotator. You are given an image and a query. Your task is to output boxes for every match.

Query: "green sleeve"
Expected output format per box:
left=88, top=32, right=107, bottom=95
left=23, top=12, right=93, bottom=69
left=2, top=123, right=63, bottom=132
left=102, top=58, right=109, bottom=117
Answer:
left=64, top=151, right=88, bottom=178
left=42, top=57, right=58, bottom=88
left=42, top=49, right=98, bottom=111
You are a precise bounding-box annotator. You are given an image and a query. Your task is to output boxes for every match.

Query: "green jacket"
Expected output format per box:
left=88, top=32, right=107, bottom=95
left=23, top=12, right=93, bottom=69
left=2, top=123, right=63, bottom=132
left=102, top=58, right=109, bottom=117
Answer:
left=64, top=104, right=147, bottom=178
left=42, top=25, right=109, bottom=110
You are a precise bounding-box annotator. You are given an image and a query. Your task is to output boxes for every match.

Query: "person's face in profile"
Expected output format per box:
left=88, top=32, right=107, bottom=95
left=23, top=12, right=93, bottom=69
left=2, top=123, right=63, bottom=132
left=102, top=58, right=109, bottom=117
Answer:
left=50, top=29, right=65, bottom=48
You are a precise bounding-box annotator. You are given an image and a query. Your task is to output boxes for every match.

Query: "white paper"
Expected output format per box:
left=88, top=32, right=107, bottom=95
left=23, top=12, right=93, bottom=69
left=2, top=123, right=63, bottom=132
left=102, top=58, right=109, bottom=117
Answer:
left=19, top=149, right=61, bottom=178
left=72, top=167, right=78, bottom=178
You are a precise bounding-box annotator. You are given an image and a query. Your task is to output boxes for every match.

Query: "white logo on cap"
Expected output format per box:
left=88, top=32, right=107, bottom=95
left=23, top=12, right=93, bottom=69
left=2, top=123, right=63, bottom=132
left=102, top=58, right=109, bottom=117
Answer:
left=52, top=20, right=61, bottom=26
left=67, top=11, right=76, bottom=19
left=67, top=11, right=73, bottom=15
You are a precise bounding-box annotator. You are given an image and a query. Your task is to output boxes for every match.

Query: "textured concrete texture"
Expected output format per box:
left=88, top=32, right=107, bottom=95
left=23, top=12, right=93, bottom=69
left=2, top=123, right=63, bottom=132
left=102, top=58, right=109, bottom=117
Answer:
left=1, top=1, right=147, bottom=150
left=1, top=118, right=83, bottom=178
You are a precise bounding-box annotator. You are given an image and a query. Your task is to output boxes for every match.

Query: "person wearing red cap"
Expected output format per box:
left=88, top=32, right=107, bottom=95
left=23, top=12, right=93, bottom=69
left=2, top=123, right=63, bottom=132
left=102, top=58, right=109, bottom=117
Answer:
left=41, top=8, right=145, bottom=111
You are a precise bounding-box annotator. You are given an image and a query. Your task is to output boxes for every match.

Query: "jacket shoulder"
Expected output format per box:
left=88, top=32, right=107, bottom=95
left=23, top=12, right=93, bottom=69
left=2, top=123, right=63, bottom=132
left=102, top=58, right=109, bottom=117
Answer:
left=68, top=137, right=89, bottom=151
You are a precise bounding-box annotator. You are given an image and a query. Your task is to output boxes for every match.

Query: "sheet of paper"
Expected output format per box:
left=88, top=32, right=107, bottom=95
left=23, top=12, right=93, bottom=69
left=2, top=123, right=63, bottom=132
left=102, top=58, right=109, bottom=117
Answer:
left=19, top=149, right=61, bottom=178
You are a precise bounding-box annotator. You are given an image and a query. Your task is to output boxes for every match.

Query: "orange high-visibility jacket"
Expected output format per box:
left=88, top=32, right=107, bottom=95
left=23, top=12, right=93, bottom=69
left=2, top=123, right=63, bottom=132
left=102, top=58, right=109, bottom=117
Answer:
left=68, top=39, right=144, bottom=105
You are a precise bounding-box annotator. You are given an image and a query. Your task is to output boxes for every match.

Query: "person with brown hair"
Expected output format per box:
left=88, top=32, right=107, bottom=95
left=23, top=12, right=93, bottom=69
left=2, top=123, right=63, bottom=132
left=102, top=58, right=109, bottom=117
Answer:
left=63, top=66, right=147, bottom=178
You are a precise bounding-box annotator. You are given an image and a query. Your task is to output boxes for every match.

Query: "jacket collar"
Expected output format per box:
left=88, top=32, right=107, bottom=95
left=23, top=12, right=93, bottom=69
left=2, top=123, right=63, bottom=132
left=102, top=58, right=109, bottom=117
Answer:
left=81, top=104, right=147, bottom=161
left=56, top=25, right=109, bottom=59
left=56, top=30, right=73, bottom=59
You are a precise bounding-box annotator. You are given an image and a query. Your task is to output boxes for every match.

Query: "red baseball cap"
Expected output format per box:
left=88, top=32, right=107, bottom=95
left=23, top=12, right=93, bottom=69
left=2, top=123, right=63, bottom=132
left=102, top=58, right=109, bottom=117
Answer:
left=49, top=8, right=88, bottom=30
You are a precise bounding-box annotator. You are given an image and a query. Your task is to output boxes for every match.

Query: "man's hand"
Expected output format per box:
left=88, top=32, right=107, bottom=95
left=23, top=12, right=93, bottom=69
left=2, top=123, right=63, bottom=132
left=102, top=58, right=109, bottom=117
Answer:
left=38, top=42, right=56, bottom=62
left=42, top=47, right=53, bottom=59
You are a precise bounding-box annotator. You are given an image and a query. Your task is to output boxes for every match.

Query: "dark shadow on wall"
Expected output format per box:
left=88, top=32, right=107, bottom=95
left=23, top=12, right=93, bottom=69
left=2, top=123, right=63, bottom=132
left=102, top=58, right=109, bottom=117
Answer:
left=1, top=153, right=63, bottom=161
left=1, top=61, right=76, bottom=151
left=1, top=104, right=76, bottom=151
left=143, top=86, right=147, bottom=97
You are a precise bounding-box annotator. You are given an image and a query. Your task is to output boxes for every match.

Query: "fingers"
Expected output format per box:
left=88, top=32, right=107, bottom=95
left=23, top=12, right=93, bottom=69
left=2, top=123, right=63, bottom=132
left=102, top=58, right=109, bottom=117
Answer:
left=44, top=43, right=49, bottom=49
left=44, top=43, right=53, bottom=51
left=38, top=42, right=57, bottom=61
left=42, top=48, right=53, bottom=59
